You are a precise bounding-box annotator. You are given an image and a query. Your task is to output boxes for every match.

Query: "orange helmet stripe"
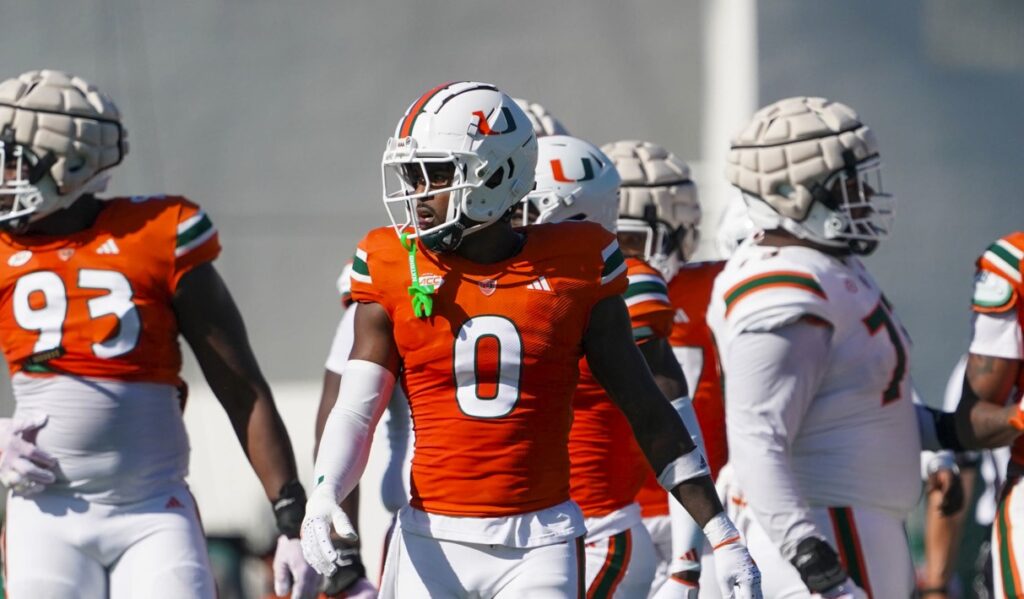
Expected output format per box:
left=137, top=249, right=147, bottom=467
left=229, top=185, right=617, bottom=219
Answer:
left=399, top=81, right=455, bottom=139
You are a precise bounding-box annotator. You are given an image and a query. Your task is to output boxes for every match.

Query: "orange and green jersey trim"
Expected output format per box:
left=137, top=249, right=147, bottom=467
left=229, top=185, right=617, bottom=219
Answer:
left=351, top=247, right=372, bottom=284
left=724, top=270, right=826, bottom=316
left=600, top=240, right=627, bottom=285
left=980, top=238, right=1024, bottom=285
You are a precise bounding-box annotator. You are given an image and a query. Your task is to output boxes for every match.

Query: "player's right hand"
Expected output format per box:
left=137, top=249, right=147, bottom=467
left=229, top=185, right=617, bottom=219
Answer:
left=711, top=538, right=763, bottom=599
left=300, top=487, right=358, bottom=577
left=0, top=413, right=57, bottom=496
left=791, top=537, right=863, bottom=599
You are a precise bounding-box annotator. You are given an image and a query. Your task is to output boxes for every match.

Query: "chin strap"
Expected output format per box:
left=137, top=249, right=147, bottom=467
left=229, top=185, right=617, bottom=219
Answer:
left=401, top=232, right=434, bottom=318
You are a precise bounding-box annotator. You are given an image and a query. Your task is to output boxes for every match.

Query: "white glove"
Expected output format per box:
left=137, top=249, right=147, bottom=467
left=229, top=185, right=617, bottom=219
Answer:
left=819, top=579, right=868, bottom=599
left=273, top=535, right=321, bottom=599
left=300, top=487, right=358, bottom=577
left=705, top=513, right=762, bottom=599
left=0, top=413, right=57, bottom=496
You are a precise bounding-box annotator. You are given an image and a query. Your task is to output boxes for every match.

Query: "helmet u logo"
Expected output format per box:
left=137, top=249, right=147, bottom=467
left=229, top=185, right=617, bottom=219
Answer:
left=550, top=158, right=595, bottom=183
left=472, top=107, right=518, bottom=136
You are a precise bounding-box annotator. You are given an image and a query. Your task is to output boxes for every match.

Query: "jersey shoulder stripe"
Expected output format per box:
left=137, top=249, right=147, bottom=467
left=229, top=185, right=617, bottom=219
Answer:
left=724, top=270, right=827, bottom=316
left=979, top=236, right=1024, bottom=285
left=625, top=273, right=670, bottom=307
left=601, top=240, right=626, bottom=285
left=351, top=247, right=371, bottom=284
left=175, top=210, right=216, bottom=258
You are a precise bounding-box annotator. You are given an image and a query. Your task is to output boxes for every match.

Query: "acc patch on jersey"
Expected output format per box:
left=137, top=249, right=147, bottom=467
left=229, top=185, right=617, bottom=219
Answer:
left=973, top=270, right=1016, bottom=312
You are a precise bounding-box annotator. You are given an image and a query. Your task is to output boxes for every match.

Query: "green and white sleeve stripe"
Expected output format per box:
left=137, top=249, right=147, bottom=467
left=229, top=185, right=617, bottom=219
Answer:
left=624, top=273, right=670, bottom=307
left=175, top=211, right=216, bottom=257
left=984, top=239, right=1023, bottom=284
left=601, top=240, right=626, bottom=285
left=351, top=248, right=372, bottom=284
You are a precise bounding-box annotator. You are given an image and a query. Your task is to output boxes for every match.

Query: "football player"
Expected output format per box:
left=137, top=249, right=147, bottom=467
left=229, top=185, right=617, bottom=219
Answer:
left=953, top=232, right=1024, bottom=594
left=603, top=139, right=725, bottom=598
left=708, top=96, right=918, bottom=597
left=308, top=96, right=571, bottom=596
left=301, top=81, right=760, bottom=598
left=522, top=134, right=670, bottom=597
left=0, top=70, right=316, bottom=599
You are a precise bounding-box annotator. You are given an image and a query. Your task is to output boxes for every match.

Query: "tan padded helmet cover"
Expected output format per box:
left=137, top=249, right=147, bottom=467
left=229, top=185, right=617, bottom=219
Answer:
left=601, top=139, right=699, bottom=229
left=0, top=69, right=127, bottom=194
left=725, top=96, right=877, bottom=221
left=513, top=98, right=569, bottom=138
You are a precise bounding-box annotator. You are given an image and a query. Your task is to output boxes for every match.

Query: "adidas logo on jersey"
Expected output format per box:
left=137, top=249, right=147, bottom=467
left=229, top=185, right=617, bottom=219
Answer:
left=165, top=496, right=184, bottom=509
left=96, top=239, right=120, bottom=255
left=527, top=276, right=553, bottom=292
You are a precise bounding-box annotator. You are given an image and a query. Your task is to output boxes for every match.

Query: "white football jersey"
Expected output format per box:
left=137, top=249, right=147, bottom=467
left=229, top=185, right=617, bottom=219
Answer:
left=708, top=241, right=921, bottom=514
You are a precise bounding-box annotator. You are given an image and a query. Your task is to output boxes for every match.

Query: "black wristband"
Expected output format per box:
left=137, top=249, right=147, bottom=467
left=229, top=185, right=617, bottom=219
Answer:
left=272, top=480, right=307, bottom=539
left=790, top=536, right=848, bottom=594
left=934, top=410, right=965, bottom=452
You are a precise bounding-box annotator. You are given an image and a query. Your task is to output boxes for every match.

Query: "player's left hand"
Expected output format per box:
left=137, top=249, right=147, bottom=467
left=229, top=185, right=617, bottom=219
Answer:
left=0, top=413, right=58, bottom=496
left=273, top=535, right=320, bottom=599
left=925, top=456, right=964, bottom=516
left=301, top=488, right=358, bottom=576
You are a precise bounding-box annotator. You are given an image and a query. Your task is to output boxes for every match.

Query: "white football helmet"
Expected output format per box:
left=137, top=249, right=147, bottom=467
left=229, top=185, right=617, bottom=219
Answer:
left=0, top=70, right=127, bottom=230
left=726, top=96, right=893, bottom=255
left=521, top=135, right=620, bottom=232
left=602, top=140, right=699, bottom=280
left=382, top=82, right=538, bottom=252
left=512, top=98, right=569, bottom=137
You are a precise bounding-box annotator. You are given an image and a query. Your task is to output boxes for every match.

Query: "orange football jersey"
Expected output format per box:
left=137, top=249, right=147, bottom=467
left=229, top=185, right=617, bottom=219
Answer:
left=570, top=257, right=674, bottom=517
left=0, top=196, right=220, bottom=386
left=974, top=232, right=1024, bottom=467
left=668, top=261, right=727, bottom=478
left=635, top=260, right=727, bottom=518
left=349, top=222, right=628, bottom=517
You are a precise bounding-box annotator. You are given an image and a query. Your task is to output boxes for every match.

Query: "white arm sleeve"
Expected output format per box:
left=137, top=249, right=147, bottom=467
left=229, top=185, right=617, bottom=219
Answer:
left=969, top=310, right=1024, bottom=360
left=312, top=359, right=395, bottom=501
left=324, top=306, right=357, bottom=375
left=667, top=396, right=709, bottom=569
left=724, top=320, right=832, bottom=560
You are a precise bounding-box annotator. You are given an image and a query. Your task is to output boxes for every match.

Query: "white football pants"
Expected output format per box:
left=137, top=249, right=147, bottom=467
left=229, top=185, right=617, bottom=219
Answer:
left=734, top=500, right=912, bottom=598
left=2, top=484, right=214, bottom=599
left=379, top=526, right=584, bottom=598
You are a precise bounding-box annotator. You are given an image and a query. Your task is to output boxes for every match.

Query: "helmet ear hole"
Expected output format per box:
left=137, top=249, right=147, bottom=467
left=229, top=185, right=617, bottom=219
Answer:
left=484, top=167, right=505, bottom=189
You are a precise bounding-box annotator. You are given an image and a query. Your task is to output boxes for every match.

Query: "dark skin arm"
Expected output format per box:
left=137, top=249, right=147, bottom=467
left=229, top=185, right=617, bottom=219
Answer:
left=173, top=262, right=298, bottom=500
left=315, top=367, right=360, bottom=536
left=584, top=294, right=723, bottom=527
left=954, top=352, right=1021, bottom=449
left=637, top=334, right=688, bottom=402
